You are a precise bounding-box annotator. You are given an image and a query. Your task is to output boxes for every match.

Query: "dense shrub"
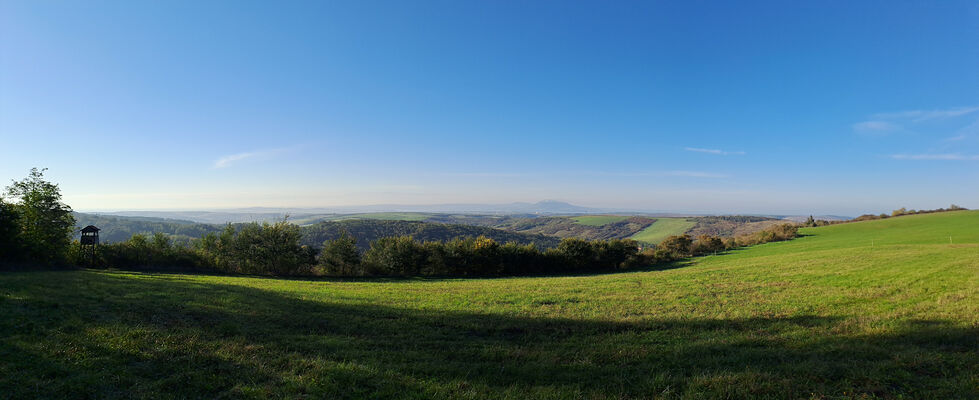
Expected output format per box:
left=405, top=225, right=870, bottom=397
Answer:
left=348, top=235, right=641, bottom=277
left=361, top=236, right=429, bottom=276
left=68, top=233, right=206, bottom=270
left=197, top=221, right=314, bottom=275
left=658, top=234, right=693, bottom=259
left=734, top=223, right=798, bottom=247
left=691, top=234, right=725, bottom=255
left=319, top=231, right=361, bottom=275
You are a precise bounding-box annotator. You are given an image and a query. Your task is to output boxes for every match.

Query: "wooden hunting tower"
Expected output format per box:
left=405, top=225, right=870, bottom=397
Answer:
left=80, top=225, right=100, bottom=245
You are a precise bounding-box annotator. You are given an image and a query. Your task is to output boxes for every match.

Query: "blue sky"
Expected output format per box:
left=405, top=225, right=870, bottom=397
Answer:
left=1, top=1, right=977, bottom=215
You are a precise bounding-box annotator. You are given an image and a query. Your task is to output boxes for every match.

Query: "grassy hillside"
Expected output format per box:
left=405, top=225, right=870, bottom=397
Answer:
left=629, top=217, right=697, bottom=243
left=1, top=211, right=977, bottom=398
left=571, top=215, right=629, bottom=226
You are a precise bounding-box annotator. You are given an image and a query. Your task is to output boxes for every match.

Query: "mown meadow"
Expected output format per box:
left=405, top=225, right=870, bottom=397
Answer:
left=1, top=211, right=977, bottom=398
left=629, top=218, right=697, bottom=244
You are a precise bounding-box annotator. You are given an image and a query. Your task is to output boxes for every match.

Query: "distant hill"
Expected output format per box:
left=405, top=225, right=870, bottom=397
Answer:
left=780, top=215, right=852, bottom=223
left=300, top=220, right=562, bottom=250
left=684, top=216, right=784, bottom=238
left=77, top=211, right=814, bottom=249
left=90, top=201, right=602, bottom=224
left=93, top=211, right=305, bottom=224
left=494, top=216, right=657, bottom=241
left=75, top=213, right=561, bottom=251
left=73, top=213, right=222, bottom=244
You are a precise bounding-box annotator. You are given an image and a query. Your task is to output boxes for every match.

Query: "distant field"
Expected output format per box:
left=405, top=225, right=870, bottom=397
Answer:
left=629, top=217, right=697, bottom=243
left=322, top=212, right=432, bottom=222
left=2, top=211, right=977, bottom=398
left=570, top=215, right=629, bottom=226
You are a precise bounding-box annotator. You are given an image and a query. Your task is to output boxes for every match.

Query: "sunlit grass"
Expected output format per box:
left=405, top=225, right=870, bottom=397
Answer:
left=629, top=217, right=697, bottom=244
left=1, top=211, right=977, bottom=398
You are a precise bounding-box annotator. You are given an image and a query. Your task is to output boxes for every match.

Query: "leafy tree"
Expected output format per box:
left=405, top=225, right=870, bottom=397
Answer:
left=128, top=233, right=150, bottom=266
left=660, top=234, right=693, bottom=257
left=691, top=234, right=725, bottom=255
left=555, top=238, right=595, bottom=271
left=319, top=230, right=361, bottom=275
left=0, top=198, right=22, bottom=260
left=362, top=236, right=427, bottom=276
left=203, top=220, right=310, bottom=275
left=4, top=168, right=76, bottom=264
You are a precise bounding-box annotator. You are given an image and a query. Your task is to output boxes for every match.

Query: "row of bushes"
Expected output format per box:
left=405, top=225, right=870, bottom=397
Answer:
left=320, top=235, right=643, bottom=276
left=847, top=205, right=968, bottom=223
left=65, top=218, right=801, bottom=277
left=68, top=221, right=318, bottom=275
left=318, top=223, right=800, bottom=277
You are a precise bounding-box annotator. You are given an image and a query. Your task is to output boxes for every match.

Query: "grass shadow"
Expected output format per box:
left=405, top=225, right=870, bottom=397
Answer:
left=1, top=271, right=976, bottom=398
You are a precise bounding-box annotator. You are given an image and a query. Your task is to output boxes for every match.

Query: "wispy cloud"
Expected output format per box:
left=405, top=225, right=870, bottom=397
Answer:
left=213, top=148, right=290, bottom=168
left=660, top=170, right=729, bottom=178
left=440, top=172, right=529, bottom=178
left=852, top=120, right=900, bottom=134
left=854, top=105, right=979, bottom=137
left=586, top=171, right=729, bottom=179
left=442, top=170, right=729, bottom=179
left=873, top=106, right=979, bottom=122
left=890, top=153, right=979, bottom=161
left=684, top=147, right=746, bottom=156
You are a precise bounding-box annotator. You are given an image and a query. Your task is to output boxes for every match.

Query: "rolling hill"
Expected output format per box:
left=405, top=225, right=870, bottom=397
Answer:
left=300, top=220, right=562, bottom=250
left=3, top=210, right=975, bottom=398
left=73, top=213, right=223, bottom=244
left=493, top=216, right=657, bottom=241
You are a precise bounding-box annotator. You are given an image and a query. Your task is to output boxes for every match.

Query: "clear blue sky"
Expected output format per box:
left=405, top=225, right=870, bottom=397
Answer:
left=2, top=1, right=977, bottom=215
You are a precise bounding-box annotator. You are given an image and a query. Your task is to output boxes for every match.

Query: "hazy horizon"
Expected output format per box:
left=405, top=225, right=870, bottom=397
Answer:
left=2, top=1, right=977, bottom=216
left=69, top=199, right=896, bottom=218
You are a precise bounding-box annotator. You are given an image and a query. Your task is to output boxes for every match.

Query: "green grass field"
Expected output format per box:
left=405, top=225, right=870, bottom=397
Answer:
left=2, top=211, right=977, bottom=398
left=629, top=217, right=697, bottom=243
left=571, top=215, right=629, bottom=226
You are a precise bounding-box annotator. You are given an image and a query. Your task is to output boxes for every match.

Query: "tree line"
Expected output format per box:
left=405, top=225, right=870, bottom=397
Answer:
left=56, top=221, right=798, bottom=277
left=300, top=219, right=561, bottom=250
left=2, top=168, right=800, bottom=276
left=316, top=223, right=799, bottom=277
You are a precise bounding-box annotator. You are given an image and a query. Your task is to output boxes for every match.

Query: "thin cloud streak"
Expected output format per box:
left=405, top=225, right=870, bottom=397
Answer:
left=441, top=170, right=729, bottom=179
left=213, top=148, right=289, bottom=168
left=874, top=106, right=979, bottom=122
left=852, top=120, right=900, bottom=134
left=854, top=105, right=979, bottom=136
left=585, top=171, right=729, bottom=179
left=684, top=147, right=746, bottom=156
left=214, top=152, right=260, bottom=168
left=890, top=154, right=979, bottom=161
left=660, top=170, right=729, bottom=178
left=440, top=172, right=529, bottom=178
